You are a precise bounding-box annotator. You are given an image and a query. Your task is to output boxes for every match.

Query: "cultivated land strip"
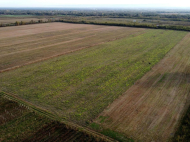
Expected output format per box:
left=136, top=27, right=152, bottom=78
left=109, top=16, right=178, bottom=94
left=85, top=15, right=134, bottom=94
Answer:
left=0, top=23, right=100, bottom=39
left=95, top=33, right=190, bottom=141
left=0, top=23, right=145, bottom=71
left=0, top=35, right=96, bottom=57
left=0, top=28, right=186, bottom=126
left=0, top=31, right=144, bottom=73
left=0, top=25, right=118, bottom=48
left=0, top=26, right=129, bottom=56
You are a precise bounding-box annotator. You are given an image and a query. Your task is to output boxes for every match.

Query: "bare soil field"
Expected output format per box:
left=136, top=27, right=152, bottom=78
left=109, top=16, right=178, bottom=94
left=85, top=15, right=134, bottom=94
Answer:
left=95, top=33, right=190, bottom=141
left=0, top=23, right=146, bottom=72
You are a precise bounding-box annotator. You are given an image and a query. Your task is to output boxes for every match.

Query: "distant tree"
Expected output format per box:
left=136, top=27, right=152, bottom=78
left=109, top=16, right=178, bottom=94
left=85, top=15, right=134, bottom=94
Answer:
left=20, top=21, right=25, bottom=25
left=48, top=19, right=51, bottom=22
left=15, top=21, right=19, bottom=26
left=142, top=19, right=146, bottom=22
left=38, top=20, right=43, bottom=23
left=81, top=20, right=85, bottom=23
left=30, top=20, right=34, bottom=24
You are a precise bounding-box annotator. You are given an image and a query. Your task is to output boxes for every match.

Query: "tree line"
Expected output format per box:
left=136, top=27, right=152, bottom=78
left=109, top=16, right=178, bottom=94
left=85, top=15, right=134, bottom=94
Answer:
left=1, top=18, right=190, bottom=32
left=58, top=19, right=190, bottom=31
left=0, top=19, right=52, bottom=27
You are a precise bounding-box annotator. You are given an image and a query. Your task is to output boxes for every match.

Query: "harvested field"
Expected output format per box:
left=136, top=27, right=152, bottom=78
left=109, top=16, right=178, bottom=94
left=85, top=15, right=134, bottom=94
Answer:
left=0, top=24, right=186, bottom=126
left=95, top=33, right=190, bottom=141
left=0, top=23, right=146, bottom=71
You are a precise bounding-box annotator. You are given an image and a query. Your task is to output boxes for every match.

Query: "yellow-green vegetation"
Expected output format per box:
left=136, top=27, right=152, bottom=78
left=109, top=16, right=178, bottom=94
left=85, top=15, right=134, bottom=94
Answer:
left=0, top=29, right=186, bottom=125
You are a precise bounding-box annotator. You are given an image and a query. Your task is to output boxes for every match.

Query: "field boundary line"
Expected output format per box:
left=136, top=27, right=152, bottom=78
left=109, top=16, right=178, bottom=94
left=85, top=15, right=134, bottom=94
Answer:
left=0, top=34, right=96, bottom=57
left=0, top=91, right=116, bottom=142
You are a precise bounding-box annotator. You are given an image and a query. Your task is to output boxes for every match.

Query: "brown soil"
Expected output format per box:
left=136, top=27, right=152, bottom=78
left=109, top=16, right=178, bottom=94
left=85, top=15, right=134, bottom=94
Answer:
left=23, top=121, right=108, bottom=142
left=0, top=23, right=98, bottom=39
left=0, top=97, right=28, bottom=125
left=95, top=33, right=190, bottom=141
left=0, top=23, right=145, bottom=72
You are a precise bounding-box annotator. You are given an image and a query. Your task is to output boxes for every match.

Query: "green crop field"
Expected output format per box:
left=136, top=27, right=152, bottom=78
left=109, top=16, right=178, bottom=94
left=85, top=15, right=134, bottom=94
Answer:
left=0, top=26, right=186, bottom=125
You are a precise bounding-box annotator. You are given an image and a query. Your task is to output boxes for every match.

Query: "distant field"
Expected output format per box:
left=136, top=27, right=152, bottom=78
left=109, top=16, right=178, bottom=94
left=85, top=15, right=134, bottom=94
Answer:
left=63, top=16, right=190, bottom=27
left=95, top=33, right=190, bottom=141
left=0, top=17, right=48, bottom=24
left=0, top=15, right=34, bottom=17
left=0, top=23, right=145, bottom=72
left=0, top=23, right=186, bottom=126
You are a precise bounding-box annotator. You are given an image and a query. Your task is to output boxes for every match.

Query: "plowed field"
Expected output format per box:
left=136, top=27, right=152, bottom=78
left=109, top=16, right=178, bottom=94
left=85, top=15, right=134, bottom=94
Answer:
left=0, top=23, right=145, bottom=72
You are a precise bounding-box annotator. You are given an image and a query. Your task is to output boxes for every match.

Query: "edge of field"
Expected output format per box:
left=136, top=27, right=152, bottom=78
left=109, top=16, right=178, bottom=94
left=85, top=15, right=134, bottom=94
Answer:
left=0, top=91, right=116, bottom=142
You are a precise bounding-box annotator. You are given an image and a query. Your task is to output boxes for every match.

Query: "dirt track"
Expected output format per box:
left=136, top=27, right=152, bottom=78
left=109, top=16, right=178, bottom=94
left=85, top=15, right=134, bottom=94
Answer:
left=95, top=33, right=190, bottom=141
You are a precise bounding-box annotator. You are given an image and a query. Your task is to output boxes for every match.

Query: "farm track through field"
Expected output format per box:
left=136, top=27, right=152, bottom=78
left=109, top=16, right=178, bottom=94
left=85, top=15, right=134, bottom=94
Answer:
left=95, top=33, right=190, bottom=141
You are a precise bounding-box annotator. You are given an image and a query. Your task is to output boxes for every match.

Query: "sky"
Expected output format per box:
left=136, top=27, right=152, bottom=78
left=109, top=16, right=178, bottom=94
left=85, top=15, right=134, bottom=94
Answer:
left=0, top=0, right=190, bottom=8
